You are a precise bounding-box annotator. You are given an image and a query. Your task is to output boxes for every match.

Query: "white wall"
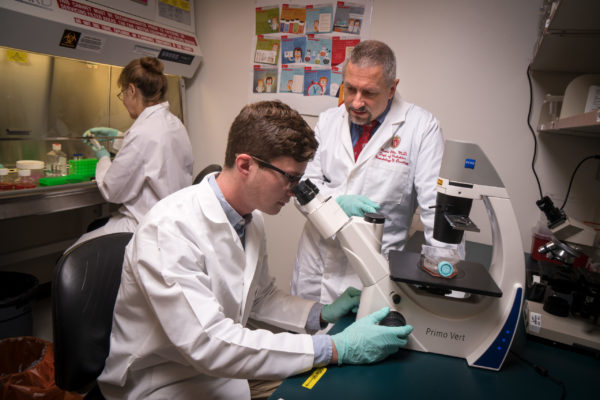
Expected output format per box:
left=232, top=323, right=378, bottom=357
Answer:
left=187, top=0, right=600, bottom=293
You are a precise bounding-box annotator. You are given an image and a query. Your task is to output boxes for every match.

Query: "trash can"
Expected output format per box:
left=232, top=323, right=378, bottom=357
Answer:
left=0, top=272, right=39, bottom=340
left=0, top=336, right=83, bottom=399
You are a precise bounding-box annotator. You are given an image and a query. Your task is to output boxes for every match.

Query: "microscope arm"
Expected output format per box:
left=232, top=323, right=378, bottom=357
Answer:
left=294, top=182, right=400, bottom=319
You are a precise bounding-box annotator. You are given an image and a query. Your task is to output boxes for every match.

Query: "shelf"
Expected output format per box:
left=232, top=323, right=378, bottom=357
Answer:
left=531, top=34, right=600, bottom=73
left=545, top=0, right=600, bottom=32
left=0, top=136, right=108, bottom=141
left=0, top=181, right=106, bottom=220
left=539, top=109, right=600, bottom=137
left=531, top=0, right=600, bottom=73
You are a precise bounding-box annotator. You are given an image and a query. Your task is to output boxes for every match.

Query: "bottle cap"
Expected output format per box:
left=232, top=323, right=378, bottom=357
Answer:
left=437, top=261, right=454, bottom=277
left=52, top=143, right=62, bottom=151
left=18, top=169, right=31, bottom=177
left=16, top=160, right=44, bottom=170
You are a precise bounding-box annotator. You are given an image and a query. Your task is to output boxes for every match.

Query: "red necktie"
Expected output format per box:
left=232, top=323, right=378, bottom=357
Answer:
left=353, top=120, right=378, bottom=161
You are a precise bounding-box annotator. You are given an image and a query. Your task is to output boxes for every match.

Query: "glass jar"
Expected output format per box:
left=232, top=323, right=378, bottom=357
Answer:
left=16, top=160, right=45, bottom=185
left=14, top=169, right=36, bottom=190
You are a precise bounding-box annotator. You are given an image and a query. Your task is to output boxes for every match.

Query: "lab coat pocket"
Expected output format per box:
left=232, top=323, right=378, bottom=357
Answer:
left=362, top=156, right=410, bottom=205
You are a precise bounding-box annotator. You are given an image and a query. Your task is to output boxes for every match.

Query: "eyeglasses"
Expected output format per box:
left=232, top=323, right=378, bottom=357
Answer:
left=116, top=88, right=127, bottom=101
left=251, top=155, right=303, bottom=186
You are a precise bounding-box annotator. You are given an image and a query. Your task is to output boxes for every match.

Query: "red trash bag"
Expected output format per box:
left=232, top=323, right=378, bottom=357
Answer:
left=0, top=336, right=82, bottom=400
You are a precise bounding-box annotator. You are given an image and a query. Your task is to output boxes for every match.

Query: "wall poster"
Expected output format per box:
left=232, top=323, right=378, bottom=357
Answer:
left=251, top=0, right=373, bottom=116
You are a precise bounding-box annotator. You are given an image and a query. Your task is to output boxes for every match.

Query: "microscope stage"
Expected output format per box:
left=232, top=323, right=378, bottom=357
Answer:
left=389, top=250, right=502, bottom=297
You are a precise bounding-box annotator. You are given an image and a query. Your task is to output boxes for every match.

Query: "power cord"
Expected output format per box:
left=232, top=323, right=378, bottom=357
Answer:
left=559, top=154, right=600, bottom=210
left=526, top=65, right=600, bottom=208
left=526, top=65, right=544, bottom=200
left=510, top=350, right=567, bottom=400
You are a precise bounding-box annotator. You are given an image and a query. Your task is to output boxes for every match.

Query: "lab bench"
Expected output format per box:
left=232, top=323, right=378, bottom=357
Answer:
left=270, top=314, right=598, bottom=399
left=270, top=240, right=600, bottom=400
left=0, top=181, right=105, bottom=220
left=0, top=182, right=116, bottom=283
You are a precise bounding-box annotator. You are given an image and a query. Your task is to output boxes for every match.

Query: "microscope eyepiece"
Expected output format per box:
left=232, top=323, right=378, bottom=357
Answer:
left=292, top=179, right=319, bottom=205
left=364, top=212, right=385, bottom=224
left=536, top=196, right=566, bottom=229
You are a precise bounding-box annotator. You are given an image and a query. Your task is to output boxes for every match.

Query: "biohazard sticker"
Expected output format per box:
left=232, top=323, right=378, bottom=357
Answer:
left=60, top=29, right=81, bottom=49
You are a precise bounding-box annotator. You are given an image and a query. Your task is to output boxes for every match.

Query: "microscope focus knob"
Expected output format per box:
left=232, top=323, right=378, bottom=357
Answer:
left=379, top=311, right=406, bottom=327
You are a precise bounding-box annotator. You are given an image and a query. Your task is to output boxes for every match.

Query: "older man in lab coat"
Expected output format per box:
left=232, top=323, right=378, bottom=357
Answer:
left=98, top=101, right=413, bottom=400
left=292, top=40, right=451, bottom=305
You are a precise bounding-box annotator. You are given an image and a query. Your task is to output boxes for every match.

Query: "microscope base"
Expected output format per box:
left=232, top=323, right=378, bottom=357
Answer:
left=524, top=300, right=600, bottom=354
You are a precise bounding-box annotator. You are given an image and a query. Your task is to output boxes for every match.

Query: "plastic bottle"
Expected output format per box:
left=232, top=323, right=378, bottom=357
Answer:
left=14, top=169, right=36, bottom=190
left=0, top=168, right=14, bottom=191
left=46, top=143, right=68, bottom=176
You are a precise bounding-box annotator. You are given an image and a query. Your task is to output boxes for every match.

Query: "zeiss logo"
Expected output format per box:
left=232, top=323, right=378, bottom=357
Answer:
left=464, top=159, right=476, bottom=169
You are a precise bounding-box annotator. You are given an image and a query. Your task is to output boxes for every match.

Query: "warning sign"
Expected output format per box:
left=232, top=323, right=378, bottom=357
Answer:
left=59, top=29, right=81, bottom=48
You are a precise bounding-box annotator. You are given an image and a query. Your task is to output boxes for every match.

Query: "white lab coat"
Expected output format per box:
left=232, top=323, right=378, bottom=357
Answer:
left=291, top=94, right=445, bottom=304
left=70, top=102, right=193, bottom=248
left=98, top=178, right=316, bottom=400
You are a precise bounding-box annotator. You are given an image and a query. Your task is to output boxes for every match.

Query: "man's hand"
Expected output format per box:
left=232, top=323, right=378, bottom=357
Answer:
left=321, top=287, right=361, bottom=324
left=336, top=195, right=380, bottom=217
left=330, top=307, right=413, bottom=365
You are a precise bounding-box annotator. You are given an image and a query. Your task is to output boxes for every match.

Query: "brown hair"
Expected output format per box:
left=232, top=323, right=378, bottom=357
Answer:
left=118, top=57, right=168, bottom=105
left=224, top=101, right=317, bottom=168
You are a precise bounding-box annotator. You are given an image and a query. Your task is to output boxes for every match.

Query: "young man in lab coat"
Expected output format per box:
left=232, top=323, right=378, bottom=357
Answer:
left=292, top=40, right=451, bottom=305
left=98, top=101, right=413, bottom=400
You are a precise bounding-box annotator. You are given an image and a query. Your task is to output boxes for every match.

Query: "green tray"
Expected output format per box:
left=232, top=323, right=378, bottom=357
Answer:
left=69, top=158, right=98, bottom=178
left=38, top=174, right=90, bottom=186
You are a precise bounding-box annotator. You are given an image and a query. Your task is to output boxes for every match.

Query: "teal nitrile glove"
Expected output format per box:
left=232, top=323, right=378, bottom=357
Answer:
left=83, top=131, right=103, bottom=150
left=88, top=127, right=121, bottom=137
left=83, top=131, right=110, bottom=159
left=336, top=194, right=380, bottom=217
left=321, top=287, right=361, bottom=323
left=331, top=307, right=413, bottom=365
left=95, top=147, right=110, bottom=160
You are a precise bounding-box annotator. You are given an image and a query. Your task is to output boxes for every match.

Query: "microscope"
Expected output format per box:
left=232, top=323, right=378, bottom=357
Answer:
left=293, top=140, right=525, bottom=370
left=523, top=196, right=599, bottom=352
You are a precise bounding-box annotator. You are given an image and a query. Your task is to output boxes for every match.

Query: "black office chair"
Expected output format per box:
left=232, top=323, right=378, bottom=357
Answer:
left=193, top=164, right=222, bottom=185
left=52, top=232, right=133, bottom=399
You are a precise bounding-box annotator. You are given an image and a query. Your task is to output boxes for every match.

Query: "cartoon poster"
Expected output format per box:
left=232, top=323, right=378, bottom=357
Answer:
left=333, top=2, right=365, bottom=34
left=306, top=4, right=333, bottom=34
left=330, top=67, right=343, bottom=98
left=254, top=36, right=281, bottom=65
left=256, top=6, right=280, bottom=34
left=304, top=68, right=331, bottom=96
left=253, top=66, right=278, bottom=93
left=280, top=66, right=305, bottom=94
left=331, top=36, right=360, bottom=66
left=281, top=36, right=307, bottom=64
left=280, top=5, right=307, bottom=34
left=305, top=36, right=332, bottom=65
left=251, top=0, right=372, bottom=116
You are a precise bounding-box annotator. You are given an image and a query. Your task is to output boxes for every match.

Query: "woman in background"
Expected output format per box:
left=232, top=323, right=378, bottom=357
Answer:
left=69, top=57, right=194, bottom=250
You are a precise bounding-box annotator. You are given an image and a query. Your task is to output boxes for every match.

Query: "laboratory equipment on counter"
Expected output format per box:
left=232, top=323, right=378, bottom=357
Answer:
left=16, top=160, right=44, bottom=185
left=0, top=168, right=14, bottom=191
left=14, top=169, right=36, bottom=190
left=523, top=196, right=600, bottom=353
left=293, top=140, right=525, bottom=371
left=534, top=196, right=596, bottom=267
left=46, top=144, right=68, bottom=177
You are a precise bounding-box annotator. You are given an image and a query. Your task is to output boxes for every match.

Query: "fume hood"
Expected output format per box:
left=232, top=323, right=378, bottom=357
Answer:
left=0, top=0, right=202, bottom=78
